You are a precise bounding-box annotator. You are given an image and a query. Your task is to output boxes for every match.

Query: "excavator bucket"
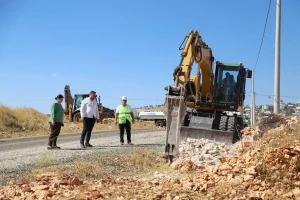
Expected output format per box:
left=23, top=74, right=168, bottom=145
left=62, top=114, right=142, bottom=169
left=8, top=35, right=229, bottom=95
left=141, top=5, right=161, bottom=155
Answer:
left=164, top=94, right=238, bottom=163
left=180, top=126, right=235, bottom=145
left=164, top=95, right=186, bottom=163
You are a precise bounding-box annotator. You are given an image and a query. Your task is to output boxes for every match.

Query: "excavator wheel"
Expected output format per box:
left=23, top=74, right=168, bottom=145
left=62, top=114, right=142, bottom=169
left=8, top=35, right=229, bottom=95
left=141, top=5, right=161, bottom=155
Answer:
left=219, top=115, right=228, bottom=131
left=73, top=112, right=82, bottom=123
left=100, top=114, right=110, bottom=124
left=227, top=116, right=237, bottom=132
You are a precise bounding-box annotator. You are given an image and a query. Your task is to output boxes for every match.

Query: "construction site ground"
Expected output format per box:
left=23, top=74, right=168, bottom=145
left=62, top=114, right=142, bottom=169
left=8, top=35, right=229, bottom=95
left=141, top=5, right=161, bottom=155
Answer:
left=0, top=105, right=300, bottom=199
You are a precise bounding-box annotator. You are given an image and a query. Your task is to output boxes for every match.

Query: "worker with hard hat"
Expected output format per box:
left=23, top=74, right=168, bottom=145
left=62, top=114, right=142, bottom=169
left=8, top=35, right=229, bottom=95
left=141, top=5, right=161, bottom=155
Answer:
left=115, top=96, right=134, bottom=145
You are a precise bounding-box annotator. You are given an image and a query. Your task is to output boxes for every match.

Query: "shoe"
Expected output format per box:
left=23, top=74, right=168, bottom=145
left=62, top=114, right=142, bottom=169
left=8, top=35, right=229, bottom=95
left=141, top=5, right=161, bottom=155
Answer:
left=47, top=146, right=54, bottom=150
left=128, top=142, right=133, bottom=145
left=81, top=144, right=86, bottom=148
left=53, top=146, right=61, bottom=149
left=85, top=144, right=93, bottom=147
left=120, top=143, right=124, bottom=145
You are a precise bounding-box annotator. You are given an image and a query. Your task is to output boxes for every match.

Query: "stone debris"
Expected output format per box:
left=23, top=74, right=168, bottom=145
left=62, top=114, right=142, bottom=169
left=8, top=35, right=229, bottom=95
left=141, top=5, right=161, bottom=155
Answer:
left=176, top=138, right=239, bottom=167
left=1, top=114, right=300, bottom=199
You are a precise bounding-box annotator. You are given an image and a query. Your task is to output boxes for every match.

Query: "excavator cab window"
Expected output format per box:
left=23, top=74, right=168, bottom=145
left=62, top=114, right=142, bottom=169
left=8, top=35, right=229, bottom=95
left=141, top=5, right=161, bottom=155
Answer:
left=74, top=95, right=84, bottom=110
left=214, top=65, right=239, bottom=104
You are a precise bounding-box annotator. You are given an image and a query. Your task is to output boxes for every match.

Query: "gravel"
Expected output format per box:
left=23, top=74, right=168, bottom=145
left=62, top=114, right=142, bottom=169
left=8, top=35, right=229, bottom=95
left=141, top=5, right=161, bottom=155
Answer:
left=0, top=130, right=166, bottom=185
left=0, top=129, right=241, bottom=186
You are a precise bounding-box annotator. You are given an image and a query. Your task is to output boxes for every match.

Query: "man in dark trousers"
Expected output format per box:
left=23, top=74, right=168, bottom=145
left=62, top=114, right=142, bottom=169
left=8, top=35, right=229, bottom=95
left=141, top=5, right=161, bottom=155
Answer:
left=115, top=96, right=135, bottom=145
left=80, top=91, right=100, bottom=148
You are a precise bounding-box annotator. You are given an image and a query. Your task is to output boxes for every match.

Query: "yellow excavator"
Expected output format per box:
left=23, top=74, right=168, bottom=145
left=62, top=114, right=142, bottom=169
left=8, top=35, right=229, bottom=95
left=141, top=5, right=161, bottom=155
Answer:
left=64, top=85, right=115, bottom=123
left=164, top=30, right=252, bottom=162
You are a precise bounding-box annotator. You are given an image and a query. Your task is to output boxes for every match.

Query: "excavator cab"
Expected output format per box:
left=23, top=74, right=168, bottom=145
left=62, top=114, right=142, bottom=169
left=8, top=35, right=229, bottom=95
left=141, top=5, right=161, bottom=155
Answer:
left=212, top=62, right=252, bottom=110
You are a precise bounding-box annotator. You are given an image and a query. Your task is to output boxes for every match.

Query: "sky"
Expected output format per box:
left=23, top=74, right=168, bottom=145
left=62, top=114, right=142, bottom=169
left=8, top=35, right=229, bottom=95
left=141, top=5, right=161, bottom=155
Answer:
left=0, top=0, right=299, bottom=114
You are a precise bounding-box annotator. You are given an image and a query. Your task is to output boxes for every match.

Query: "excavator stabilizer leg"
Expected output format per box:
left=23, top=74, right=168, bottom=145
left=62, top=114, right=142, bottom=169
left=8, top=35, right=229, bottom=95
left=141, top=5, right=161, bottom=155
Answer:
left=164, top=95, right=187, bottom=164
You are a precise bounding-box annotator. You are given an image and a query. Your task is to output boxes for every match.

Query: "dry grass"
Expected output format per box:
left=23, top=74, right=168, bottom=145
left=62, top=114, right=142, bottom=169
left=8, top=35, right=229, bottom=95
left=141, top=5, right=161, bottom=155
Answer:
left=0, top=105, right=49, bottom=138
left=0, top=104, right=158, bottom=139
left=30, top=147, right=170, bottom=182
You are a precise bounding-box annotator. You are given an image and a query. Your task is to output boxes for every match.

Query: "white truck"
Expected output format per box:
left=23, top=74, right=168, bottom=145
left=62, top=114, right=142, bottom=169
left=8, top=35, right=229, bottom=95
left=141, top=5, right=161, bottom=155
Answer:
left=138, top=110, right=166, bottom=127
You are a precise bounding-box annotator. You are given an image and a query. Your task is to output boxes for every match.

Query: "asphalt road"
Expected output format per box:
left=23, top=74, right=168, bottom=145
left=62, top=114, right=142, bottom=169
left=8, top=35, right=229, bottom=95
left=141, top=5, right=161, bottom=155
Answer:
left=0, top=129, right=163, bottom=152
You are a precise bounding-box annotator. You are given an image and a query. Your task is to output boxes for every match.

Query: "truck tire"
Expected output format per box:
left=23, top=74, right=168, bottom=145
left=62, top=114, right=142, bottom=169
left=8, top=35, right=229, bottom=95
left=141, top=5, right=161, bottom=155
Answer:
left=155, top=120, right=164, bottom=127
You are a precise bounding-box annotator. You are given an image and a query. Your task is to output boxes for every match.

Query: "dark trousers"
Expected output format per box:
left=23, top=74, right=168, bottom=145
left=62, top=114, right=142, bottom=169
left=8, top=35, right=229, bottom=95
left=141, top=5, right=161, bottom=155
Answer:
left=119, top=120, right=131, bottom=143
left=48, top=122, right=62, bottom=146
left=80, top=117, right=96, bottom=145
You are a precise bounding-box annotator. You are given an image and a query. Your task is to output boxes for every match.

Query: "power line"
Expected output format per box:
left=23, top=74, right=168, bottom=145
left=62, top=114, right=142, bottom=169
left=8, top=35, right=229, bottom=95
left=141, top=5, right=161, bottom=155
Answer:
left=253, top=0, right=272, bottom=71
left=246, top=93, right=300, bottom=99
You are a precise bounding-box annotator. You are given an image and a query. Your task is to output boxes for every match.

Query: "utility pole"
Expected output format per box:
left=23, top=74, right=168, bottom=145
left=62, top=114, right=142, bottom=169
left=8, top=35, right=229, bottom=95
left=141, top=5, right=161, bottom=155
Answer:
left=274, top=0, right=281, bottom=114
left=251, top=71, right=256, bottom=127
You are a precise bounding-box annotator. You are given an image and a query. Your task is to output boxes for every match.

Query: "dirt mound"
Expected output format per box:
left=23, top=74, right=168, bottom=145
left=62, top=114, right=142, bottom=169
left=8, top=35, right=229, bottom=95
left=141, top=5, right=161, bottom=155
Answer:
left=171, top=115, right=300, bottom=199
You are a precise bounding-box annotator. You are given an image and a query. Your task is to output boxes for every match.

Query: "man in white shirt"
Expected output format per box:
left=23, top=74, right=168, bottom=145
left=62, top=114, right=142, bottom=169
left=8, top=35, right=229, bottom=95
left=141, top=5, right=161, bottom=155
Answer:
left=80, top=90, right=100, bottom=148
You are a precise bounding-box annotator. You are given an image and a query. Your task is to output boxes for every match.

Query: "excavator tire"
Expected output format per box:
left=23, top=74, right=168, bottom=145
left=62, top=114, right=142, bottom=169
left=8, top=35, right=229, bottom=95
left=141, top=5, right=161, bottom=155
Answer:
left=182, top=112, right=190, bottom=126
left=234, top=117, right=244, bottom=142
left=219, top=115, right=228, bottom=131
left=227, top=116, right=237, bottom=132
left=73, top=112, right=81, bottom=123
left=100, top=113, right=110, bottom=124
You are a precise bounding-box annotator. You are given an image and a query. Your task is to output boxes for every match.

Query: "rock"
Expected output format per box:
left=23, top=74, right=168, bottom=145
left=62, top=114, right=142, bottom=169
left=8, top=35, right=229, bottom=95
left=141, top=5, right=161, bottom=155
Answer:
left=91, top=190, right=102, bottom=198
left=16, top=178, right=29, bottom=185
left=243, top=175, right=254, bottom=182
left=69, top=177, right=83, bottom=186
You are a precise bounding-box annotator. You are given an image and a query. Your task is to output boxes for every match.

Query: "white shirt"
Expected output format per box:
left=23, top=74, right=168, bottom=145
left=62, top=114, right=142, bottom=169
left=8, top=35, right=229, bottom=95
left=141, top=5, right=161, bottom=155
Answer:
left=80, top=97, right=100, bottom=119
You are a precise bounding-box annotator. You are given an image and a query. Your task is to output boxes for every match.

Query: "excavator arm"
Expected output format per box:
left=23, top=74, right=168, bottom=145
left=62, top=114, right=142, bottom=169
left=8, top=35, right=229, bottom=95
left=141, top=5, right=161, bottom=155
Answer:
left=64, top=85, right=74, bottom=121
left=167, top=30, right=214, bottom=106
left=164, top=30, right=215, bottom=163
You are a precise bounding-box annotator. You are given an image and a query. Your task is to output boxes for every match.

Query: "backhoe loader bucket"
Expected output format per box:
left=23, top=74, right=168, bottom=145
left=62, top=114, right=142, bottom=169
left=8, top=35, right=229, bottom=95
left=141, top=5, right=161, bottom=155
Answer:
left=164, top=95, right=187, bottom=163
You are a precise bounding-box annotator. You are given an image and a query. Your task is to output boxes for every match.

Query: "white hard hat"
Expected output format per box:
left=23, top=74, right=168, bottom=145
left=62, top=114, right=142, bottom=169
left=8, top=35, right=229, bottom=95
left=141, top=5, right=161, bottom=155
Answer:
left=121, top=96, right=127, bottom=100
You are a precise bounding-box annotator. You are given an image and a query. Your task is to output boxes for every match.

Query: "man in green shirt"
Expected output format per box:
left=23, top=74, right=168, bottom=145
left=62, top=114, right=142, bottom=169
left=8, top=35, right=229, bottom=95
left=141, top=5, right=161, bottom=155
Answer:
left=48, top=94, right=64, bottom=149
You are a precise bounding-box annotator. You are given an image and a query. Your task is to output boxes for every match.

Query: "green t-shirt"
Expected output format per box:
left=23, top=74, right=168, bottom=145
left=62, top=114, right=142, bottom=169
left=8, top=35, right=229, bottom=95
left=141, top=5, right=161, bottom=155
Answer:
left=49, top=103, right=64, bottom=123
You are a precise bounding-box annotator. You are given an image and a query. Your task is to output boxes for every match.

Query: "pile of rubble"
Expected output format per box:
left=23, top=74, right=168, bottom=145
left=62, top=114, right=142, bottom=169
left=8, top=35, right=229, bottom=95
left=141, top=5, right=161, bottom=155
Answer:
left=169, top=114, right=300, bottom=199
left=176, top=138, right=238, bottom=167
left=172, top=113, right=291, bottom=170
left=0, top=172, right=205, bottom=199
